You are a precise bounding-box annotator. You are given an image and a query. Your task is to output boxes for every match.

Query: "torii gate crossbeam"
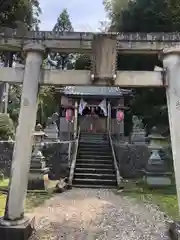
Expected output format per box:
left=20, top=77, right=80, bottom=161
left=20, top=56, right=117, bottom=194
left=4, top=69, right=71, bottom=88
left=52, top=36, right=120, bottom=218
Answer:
left=1, top=29, right=180, bottom=53
left=0, top=68, right=166, bottom=87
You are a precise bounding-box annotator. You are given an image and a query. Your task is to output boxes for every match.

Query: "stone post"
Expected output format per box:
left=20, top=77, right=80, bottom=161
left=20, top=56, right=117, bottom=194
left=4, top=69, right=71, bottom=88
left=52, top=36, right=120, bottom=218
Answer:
left=74, top=100, right=78, bottom=139
left=162, top=47, right=180, bottom=238
left=107, top=101, right=111, bottom=133
left=0, top=43, right=44, bottom=239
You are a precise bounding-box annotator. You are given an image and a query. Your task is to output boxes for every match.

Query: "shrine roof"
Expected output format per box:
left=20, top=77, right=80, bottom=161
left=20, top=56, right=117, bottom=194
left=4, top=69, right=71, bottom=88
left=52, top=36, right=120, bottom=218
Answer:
left=58, top=86, right=132, bottom=98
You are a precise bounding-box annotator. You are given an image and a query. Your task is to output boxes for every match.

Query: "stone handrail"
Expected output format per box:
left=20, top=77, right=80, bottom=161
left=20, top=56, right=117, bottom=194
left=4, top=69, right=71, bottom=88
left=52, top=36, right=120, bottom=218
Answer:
left=108, top=131, right=123, bottom=188
left=68, top=126, right=81, bottom=187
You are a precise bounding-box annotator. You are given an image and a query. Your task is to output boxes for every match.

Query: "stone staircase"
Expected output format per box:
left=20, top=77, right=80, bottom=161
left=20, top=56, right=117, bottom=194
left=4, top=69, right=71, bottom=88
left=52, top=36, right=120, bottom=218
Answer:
left=72, top=132, right=117, bottom=188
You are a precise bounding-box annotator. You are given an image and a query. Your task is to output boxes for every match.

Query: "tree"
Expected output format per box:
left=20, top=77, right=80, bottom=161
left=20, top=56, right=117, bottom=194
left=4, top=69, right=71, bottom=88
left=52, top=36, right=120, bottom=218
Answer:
left=0, top=0, right=41, bottom=114
left=103, top=0, right=130, bottom=31
left=50, top=9, right=74, bottom=70
left=37, top=87, right=57, bottom=126
left=0, top=0, right=41, bottom=30
left=104, top=0, right=180, bottom=133
left=53, top=9, right=73, bottom=32
left=36, top=9, right=75, bottom=127
left=0, top=113, right=15, bottom=140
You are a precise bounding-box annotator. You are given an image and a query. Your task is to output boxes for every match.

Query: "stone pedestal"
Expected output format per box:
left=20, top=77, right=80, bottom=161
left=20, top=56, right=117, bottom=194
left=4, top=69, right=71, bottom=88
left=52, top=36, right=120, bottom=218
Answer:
left=131, top=130, right=146, bottom=144
left=0, top=217, right=33, bottom=240
left=131, top=115, right=146, bottom=144
left=44, top=123, right=58, bottom=142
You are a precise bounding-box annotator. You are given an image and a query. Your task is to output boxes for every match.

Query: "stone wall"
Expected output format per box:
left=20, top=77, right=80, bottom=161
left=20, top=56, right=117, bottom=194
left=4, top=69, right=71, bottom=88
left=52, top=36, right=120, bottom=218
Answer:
left=0, top=141, right=70, bottom=180
left=42, top=142, right=70, bottom=180
left=113, top=142, right=173, bottom=179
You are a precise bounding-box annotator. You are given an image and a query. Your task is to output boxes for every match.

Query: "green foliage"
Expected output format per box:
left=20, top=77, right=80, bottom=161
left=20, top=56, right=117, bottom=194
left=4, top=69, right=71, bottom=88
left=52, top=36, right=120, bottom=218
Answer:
left=123, top=185, right=178, bottom=219
left=37, top=87, right=57, bottom=126
left=0, top=113, right=15, bottom=140
left=0, top=0, right=41, bottom=120
left=74, top=55, right=91, bottom=70
left=8, top=85, right=22, bottom=125
left=52, top=9, right=74, bottom=70
left=104, top=0, right=180, bottom=132
left=53, top=9, right=73, bottom=32
left=103, top=0, right=129, bottom=30
left=0, top=0, right=41, bottom=29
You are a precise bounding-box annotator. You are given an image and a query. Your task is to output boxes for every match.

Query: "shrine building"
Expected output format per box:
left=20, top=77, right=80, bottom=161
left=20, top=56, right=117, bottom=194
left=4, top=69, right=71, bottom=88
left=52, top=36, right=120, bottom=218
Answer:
left=56, top=86, right=132, bottom=140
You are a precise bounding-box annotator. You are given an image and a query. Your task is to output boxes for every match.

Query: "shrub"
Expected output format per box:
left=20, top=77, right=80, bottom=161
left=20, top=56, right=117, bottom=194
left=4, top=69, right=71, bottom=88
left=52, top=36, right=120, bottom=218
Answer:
left=0, top=113, right=15, bottom=140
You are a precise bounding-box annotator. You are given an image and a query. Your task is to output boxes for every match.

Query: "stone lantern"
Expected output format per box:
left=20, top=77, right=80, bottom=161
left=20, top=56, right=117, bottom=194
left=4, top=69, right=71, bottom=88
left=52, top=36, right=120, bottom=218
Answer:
left=28, top=130, right=49, bottom=190
left=142, top=126, right=172, bottom=187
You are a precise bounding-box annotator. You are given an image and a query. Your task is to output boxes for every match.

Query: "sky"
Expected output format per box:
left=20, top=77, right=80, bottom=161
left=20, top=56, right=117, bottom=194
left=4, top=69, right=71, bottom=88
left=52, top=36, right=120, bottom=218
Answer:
left=39, top=0, right=107, bottom=32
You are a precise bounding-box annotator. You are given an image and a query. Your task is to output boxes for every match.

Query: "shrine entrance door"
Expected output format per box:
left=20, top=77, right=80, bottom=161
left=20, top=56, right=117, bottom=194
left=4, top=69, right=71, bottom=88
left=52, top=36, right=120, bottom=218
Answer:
left=79, top=106, right=107, bottom=133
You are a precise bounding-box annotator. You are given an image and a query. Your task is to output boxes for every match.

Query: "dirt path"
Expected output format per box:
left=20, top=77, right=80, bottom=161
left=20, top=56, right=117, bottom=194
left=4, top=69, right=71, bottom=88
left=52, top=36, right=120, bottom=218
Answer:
left=29, top=188, right=170, bottom=240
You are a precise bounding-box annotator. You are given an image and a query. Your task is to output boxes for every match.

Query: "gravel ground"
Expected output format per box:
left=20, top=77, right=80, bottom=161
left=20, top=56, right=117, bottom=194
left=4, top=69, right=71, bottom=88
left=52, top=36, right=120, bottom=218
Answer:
left=29, top=188, right=170, bottom=240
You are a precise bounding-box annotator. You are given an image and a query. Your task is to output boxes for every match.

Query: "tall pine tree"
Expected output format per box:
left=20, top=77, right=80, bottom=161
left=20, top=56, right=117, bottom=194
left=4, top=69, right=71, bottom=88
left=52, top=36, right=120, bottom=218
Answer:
left=50, top=9, right=74, bottom=70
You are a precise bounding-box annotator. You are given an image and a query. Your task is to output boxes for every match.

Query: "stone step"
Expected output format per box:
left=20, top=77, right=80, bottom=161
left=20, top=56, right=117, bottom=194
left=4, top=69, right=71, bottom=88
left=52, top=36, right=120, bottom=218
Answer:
left=74, top=172, right=116, bottom=180
left=79, top=140, right=110, bottom=147
left=77, top=153, right=112, bottom=158
left=81, top=133, right=106, bottom=135
left=76, top=163, right=114, bottom=169
left=80, top=136, right=107, bottom=138
left=75, top=167, right=115, bottom=174
left=80, top=136, right=106, bottom=138
left=80, top=138, right=107, bottom=141
left=79, top=138, right=109, bottom=145
left=76, top=159, right=114, bottom=165
left=80, top=142, right=108, bottom=145
left=76, top=158, right=113, bottom=162
left=73, top=178, right=117, bottom=186
left=72, top=184, right=116, bottom=189
left=78, top=145, right=111, bottom=152
left=78, top=150, right=111, bottom=154
left=79, top=146, right=111, bottom=151
left=77, top=154, right=113, bottom=159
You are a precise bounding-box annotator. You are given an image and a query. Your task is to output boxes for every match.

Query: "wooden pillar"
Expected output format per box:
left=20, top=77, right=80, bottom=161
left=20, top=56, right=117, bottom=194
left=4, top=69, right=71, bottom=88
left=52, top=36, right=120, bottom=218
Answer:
left=4, top=43, right=44, bottom=221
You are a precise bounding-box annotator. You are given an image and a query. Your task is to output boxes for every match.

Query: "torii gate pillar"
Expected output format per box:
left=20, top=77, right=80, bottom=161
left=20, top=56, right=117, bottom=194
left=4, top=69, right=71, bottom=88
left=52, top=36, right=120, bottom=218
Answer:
left=0, top=43, right=45, bottom=239
left=162, top=48, right=180, bottom=238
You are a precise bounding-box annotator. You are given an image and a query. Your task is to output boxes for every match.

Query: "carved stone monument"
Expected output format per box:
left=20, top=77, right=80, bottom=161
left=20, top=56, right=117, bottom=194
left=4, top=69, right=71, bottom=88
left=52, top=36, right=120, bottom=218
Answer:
left=131, top=115, right=146, bottom=144
left=28, top=130, right=49, bottom=190
left=142, top=127, right=172, bottom=187
left=44, top=113, right=59, bottom=142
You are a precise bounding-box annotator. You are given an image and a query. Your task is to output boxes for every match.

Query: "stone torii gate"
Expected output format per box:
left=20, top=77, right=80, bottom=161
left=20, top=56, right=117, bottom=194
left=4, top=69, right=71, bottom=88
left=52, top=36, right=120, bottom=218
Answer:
left=0, top=29, right=180, bottom=239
